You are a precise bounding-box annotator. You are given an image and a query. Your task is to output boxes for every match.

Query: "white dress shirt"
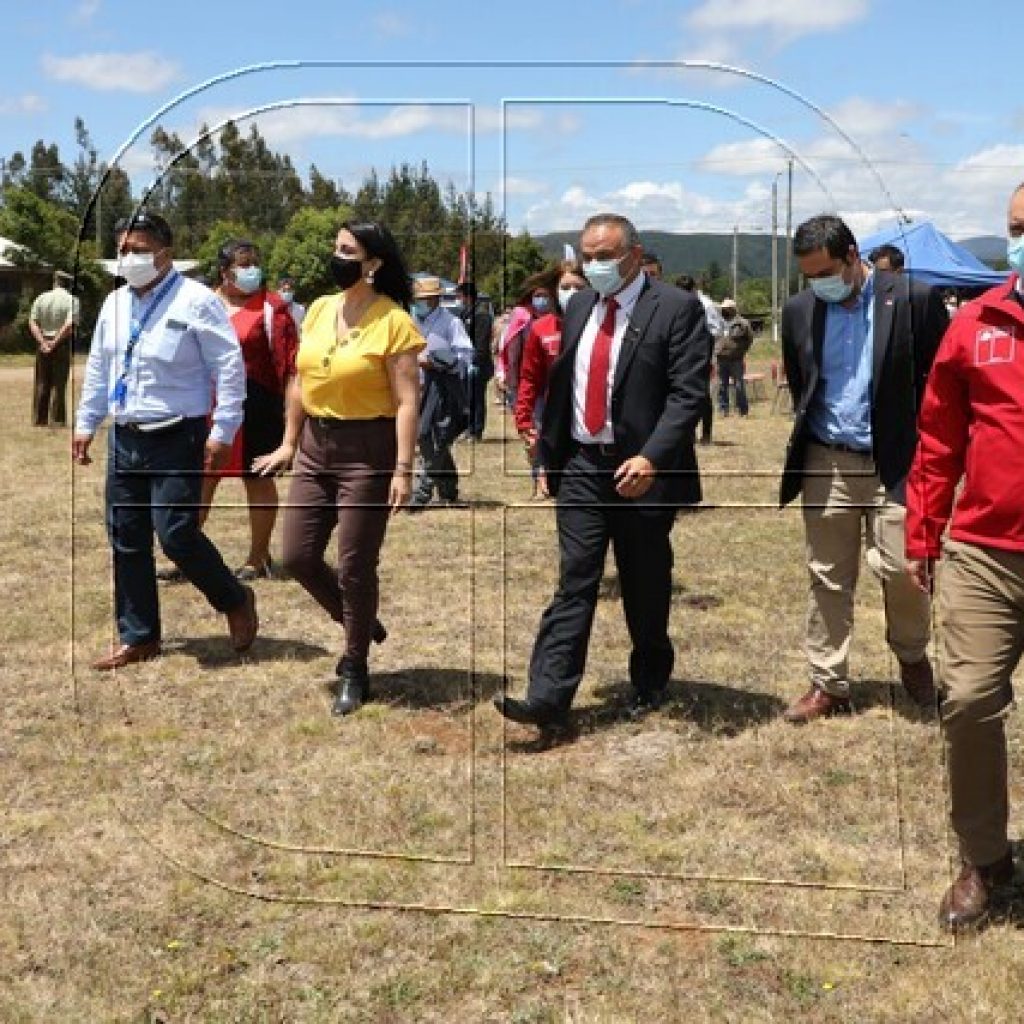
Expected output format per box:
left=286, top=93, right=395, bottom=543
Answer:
left=75, top=272, right=245, bottom=444
left=571, top=271, right=646, bottom=444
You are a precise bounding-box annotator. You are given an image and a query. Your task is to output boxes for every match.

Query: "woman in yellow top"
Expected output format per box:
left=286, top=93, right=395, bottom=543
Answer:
left=254, top=221, right=423, bottom=715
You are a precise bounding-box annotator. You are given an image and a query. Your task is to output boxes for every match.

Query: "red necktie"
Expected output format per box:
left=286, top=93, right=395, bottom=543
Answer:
left=583, top=297, right=618, bottom=435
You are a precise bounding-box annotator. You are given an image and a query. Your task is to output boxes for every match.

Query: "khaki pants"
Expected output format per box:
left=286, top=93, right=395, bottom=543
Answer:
left=801, top=443, right=930, bottom=697
left=938, top=539, right=1024, bottom=866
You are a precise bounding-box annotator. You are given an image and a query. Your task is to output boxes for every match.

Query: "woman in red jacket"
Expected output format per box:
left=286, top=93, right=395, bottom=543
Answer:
left=514, top=260, right=587, bottom=498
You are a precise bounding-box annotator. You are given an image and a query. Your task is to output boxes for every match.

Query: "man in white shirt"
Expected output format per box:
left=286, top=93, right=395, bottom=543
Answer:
left=494, top=214, right=711, bottom=739
left=73, top=211, right=258, bottom=670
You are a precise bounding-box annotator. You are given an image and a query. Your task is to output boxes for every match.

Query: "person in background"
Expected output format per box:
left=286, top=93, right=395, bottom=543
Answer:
left=455, top=280, right=494, bottom=441
left=495, top=271, right=559, bottom=412
left=73, top=211, right=257, bottom=670
left=198, top=240, right=299, bottom=580
left=641, top=252, right=663, bottom=280
left=715, top=297, right=754, bottom=417
left=408, top=275, right=474, bottom=510
left=514, top=260, right=587, bottom=498
left=29, top=270, right=78, bottom=427
left=904, top=180, right=1024, bottom=932
left=778, top=213, right=948, bottom=724
left=869, top=244, right=905, bottom=273
left=674, top=274, right=720, bottom=444
left=254, top=221, right=422, bottom=716
left=276, top=274, right=306, bottom=327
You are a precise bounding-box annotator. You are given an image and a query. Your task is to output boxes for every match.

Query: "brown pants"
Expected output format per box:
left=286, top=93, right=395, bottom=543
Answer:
left=33, top=346, right=70, bottom=426
left=281, top=417, right=396, bottom=660
left=938, top=539, right=1024, bottom=866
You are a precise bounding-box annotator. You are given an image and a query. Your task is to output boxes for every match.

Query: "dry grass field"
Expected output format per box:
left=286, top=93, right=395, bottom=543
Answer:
left=3, top=352, right=1024, bottom=1022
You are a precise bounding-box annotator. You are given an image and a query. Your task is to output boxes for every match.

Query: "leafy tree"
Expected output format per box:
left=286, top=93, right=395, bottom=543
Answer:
left=308, top=164, right=343, bottom=210
left=267, top=204, right=353, bottom=304
left=492, top=230, right=547, bottom=305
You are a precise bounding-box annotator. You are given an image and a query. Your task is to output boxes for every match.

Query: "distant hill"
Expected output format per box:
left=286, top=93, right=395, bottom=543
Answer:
left=536, top=230, right=784, bottom=281
left=960, top=235, right=1007, bottom=264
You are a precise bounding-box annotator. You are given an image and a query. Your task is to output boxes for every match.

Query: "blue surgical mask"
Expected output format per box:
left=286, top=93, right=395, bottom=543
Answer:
left=583, top=256, right=626, bottom=298
left=1007, top=236, right=1024, bottom=276
left=412, top=300, right=431, bottom=320
left=531, top=295, right=551, bottom=314
left=809, top=272, right=854, bottom=304
left=234, top=266, right=263, bottom=294
left=279, top=289, right=294, bottom=304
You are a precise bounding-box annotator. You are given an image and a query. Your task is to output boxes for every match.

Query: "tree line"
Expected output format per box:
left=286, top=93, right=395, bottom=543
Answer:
left=0, top=118, right=548, bottom=350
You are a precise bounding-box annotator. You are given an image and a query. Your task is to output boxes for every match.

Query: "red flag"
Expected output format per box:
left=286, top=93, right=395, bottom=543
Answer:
left=458, top=244, right=468, bottom=284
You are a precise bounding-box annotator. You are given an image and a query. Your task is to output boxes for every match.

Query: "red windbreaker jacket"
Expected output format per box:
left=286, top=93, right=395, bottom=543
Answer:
left=906, top=275, right=1024, bottom=558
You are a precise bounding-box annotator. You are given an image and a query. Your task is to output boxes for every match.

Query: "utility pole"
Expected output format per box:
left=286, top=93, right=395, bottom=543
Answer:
left=784, top=158, right=793, bottom=302
left=732, top=223, right=739, bottom=300
left=771, top=176, right=779, bottom=343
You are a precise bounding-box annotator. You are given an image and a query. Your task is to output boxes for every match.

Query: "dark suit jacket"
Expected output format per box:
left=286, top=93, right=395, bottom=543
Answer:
left=779, top=270, right=949, bottom=507
left=539, top=277, right=711, bottom=509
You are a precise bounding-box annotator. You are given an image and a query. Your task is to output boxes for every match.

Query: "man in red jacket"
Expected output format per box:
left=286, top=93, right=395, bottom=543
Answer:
left=905, top=182, right=1024, bottom=932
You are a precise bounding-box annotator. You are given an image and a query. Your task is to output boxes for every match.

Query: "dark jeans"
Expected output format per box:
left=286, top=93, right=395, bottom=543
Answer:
left=526, top=446, right=676, bottom=712
left=106, top=418, right=247, bottom=645
left=415, top=431, right=459, bottom=502
left=281, top=417, right=395, bottom=660
left=33, top=346, right=70, bottom=426
left=717, top=357, right=748, bottom=415
left=468, top=363, right=492, bottom=439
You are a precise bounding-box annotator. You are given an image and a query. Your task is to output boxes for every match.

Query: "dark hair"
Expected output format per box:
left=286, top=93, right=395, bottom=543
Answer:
left=456, top=281, right=477, bottom=300
left=792, top=214, right=857, bottom=260
left=674, top=273, right=696, bottom=292
left=869, top=243, right=904, bottom=271
left=341, top=220, right=413, bottom=308
left=113, top=211, right=173, bottom=248
left=641, top=251, right=662, bottom=269
left=515, top=265, right=561, bottom=308
left=217, top=238, right=260, bottom=277
left=582, top=213, right=641, bottom=248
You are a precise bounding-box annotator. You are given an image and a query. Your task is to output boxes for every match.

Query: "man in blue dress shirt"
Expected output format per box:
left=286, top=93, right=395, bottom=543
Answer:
left=778, top=214, right=949, bottom=723
left=73, top=212, right=258, bottom=670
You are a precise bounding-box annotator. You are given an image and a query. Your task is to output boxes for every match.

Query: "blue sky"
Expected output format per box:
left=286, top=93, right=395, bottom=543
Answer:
left=2, top=0, right=1021, bottom=241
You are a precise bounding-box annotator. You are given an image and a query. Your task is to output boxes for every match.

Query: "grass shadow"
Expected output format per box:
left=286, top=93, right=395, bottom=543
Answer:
left=850, top=678, right=940, bottom=724
left=324, top=668, right=506, bottom=711
left=598, top=574, right=722, bottom=607
left=167, top=635, right=329, bottom=666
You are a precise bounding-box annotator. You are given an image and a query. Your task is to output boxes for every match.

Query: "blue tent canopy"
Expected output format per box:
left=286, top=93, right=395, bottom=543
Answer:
left=857, top=220, right=1007, bottom=289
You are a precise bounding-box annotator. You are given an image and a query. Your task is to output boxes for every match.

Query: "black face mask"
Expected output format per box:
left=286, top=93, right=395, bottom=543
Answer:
left=330, top=254, right=364, bottom=290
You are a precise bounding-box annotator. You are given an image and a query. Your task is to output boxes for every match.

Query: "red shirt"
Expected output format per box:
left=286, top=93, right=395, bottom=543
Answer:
left=906, top=275, right=1024, bottom=558
left=514, top=313, right=563, bottom=433
left=231, top=291, right=298, bottom=395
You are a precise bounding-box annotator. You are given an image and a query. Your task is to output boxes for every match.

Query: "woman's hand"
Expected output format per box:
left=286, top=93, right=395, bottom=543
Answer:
left=252, top=442, right=295, bottom=477
left=389, top=470, right=412, bottom=513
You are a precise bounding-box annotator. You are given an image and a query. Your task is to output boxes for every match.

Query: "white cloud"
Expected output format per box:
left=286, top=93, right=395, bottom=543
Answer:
left=0, top=94, right=47, bottom=115
left=372, top=11, right=410, bottom=37
left=826, top=97, right=920, bottom=138
left=502, top=176, right=548, bottom=196
left=41, top=51, right=180, bottom=93
left=74, top=0, right=101, bottom=22
left=688, top=0, right=870, bottom=38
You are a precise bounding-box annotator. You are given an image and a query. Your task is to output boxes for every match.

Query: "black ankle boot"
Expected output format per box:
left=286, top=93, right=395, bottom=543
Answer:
left=333, top=656, right=370, bottom=716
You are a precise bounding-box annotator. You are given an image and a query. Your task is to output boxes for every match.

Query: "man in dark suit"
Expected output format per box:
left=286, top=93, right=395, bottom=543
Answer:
left=779, top=214, right=949, bottom=723
left=494, top=213, right=711, bottom=737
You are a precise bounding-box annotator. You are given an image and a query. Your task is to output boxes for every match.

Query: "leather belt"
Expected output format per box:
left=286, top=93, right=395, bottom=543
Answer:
left=118, top=415, right=192, bottom=434
left=574, top=441, right=618, bottom=458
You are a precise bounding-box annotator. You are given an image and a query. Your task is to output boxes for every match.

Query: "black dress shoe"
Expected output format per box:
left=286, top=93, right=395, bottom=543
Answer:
left=333, top=656, right=370, bottom=716
left=628, top=685, right=667, bottom=719
left=493, top=695, right=569, bottom=731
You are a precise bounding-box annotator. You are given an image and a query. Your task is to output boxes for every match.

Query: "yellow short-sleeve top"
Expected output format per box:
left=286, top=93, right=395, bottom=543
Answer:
left=296, top=292, right=425, bottom=419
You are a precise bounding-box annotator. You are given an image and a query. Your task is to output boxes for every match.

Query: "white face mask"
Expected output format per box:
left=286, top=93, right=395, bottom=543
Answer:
left=120, top=252, right=161, bottom=290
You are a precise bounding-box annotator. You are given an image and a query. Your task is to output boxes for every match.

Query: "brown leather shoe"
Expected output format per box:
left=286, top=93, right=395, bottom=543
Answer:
left=783, top=685, right=852, bottom=724
left=226, top=585, right=258, bottom=652
left=91, top=640, right=161, bottom=671
left=939, top=851, right=1015, bottom=933
left=899, top=655, right=937, bottom=708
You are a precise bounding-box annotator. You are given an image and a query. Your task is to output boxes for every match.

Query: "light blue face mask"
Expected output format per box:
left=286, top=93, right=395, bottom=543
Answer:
left=809, top=271, right=854, bottom=303
left=234, top=266, right=263, bottom=294
left=583, top=255, right=626, bottom=298
left=1007, top=236, right=1024, bottom=276
left=412, top=300, right=432, bottom=320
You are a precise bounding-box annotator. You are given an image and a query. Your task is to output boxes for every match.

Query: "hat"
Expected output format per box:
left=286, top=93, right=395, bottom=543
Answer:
left=721, top=298, right=737, bottom=310
left=413, top=276, right=444, bottom=299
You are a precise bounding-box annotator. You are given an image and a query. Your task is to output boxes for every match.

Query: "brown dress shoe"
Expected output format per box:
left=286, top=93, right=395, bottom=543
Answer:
left=226, top=585, right=258, bottom=652
left=91, top=640, right=161, bottom=671
left=783, top=685, right=852, bottom=724
left=939, top=851, right=1015, bottom=933
left=899, top=655, right=937, bottom=708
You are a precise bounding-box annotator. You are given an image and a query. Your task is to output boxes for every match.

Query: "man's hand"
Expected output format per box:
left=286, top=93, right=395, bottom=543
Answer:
left=906, top=557, right=936, bottom=595
left=72, top=433, right=93, bottom=466
left=614, top=455, right=656, bottom=499
left=204, top=439, right=231, bottom=473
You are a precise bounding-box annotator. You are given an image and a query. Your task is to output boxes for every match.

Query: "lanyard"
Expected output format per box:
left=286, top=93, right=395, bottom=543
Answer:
left=111, top=271, right=178, bottom=408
